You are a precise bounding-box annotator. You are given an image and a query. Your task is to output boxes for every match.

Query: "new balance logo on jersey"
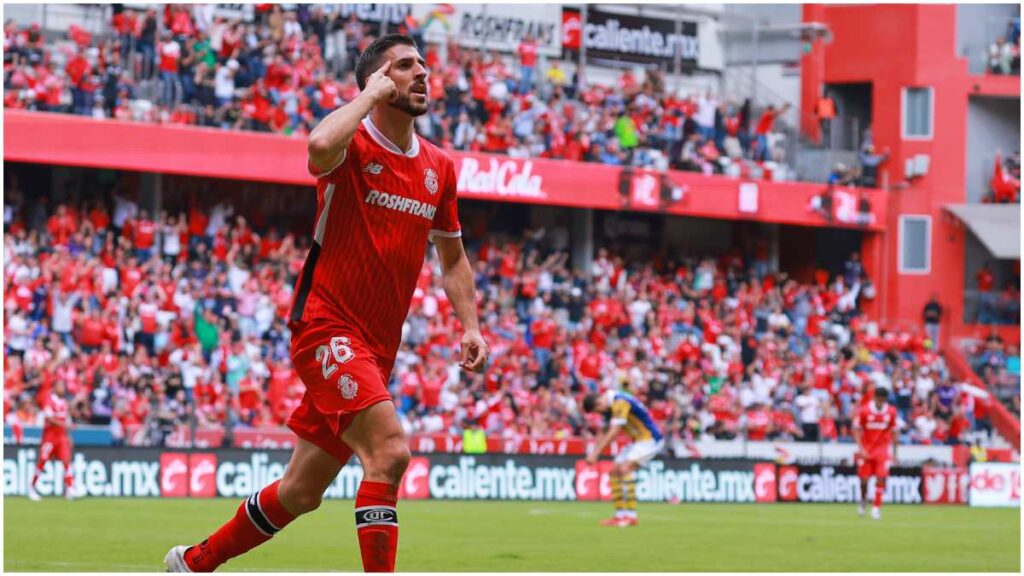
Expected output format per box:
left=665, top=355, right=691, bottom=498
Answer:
left=363, top=162, right=384, bottom=175
left=364, top=190, right=437, bottom=221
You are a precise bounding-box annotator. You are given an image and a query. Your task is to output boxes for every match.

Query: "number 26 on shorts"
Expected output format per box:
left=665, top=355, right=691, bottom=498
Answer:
left=315, top=336, right=355, bottom=380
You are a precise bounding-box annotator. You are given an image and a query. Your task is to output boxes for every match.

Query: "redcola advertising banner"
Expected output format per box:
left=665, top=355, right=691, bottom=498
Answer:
left=5, top=111, right=886, bottom=231
left=5, top=446, right=772, bottom=504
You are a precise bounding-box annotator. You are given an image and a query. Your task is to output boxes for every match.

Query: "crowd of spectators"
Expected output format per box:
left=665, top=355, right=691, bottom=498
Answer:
left=971, top=261, right=1021, bottom=326
left=987, top=18, right=1021, bottom=75
left=3, top=5, right=795, bottom=180
left=968, top=331, right=1021, bottom=418
left=3, top=180, right=1000, bottom=449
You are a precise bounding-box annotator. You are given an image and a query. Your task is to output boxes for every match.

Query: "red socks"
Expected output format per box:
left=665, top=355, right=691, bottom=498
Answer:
left=355, top=481, right=400, bottom=572
left=181, top=479, right=401, bottom=572
left=185, top=479, right=296, bottom=572
left=873, top=483, right=884, bottom=508
left=31, top=466, right=73, bottom=494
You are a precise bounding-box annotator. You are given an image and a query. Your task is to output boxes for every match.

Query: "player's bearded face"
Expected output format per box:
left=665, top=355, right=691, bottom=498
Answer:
left=384, top=47, right=429, bottom=117
left=389, top=82, right=429, bottom=117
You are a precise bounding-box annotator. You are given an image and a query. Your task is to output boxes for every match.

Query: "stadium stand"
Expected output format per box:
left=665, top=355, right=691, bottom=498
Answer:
left=1, top=178, right=1003, bottom=450
left=3, top=6, right=797, bottom=180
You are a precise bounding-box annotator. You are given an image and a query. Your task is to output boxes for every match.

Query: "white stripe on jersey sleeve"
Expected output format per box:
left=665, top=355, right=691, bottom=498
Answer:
left=309, top=150, right=347, bottom=179
left=428, top=229, right=462, bottom=243
left=313, top=183, right=337, bottom=245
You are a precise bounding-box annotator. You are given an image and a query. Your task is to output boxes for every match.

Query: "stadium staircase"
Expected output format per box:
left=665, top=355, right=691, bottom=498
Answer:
left=946, top=347, right=1021, bottom=454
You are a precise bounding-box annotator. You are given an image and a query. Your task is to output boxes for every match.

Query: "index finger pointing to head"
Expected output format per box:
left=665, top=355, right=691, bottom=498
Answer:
left=377, top=60, right=392, bottom=75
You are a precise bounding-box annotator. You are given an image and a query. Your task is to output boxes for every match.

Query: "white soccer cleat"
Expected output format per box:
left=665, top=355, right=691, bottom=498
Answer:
left=164, top=545, right=193, bottom=572
left=27, top=486, right=41, bottom=501
left=857, top=502, right=865, bottom=517
left=871, top=507, right=881, bottom=520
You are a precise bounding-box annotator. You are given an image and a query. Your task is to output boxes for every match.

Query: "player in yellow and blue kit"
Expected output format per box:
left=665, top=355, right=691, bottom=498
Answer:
left=583, top=389, right=664, bottom=527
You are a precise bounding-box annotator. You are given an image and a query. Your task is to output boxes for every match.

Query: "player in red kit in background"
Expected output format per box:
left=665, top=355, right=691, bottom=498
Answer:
left=28, top=380, right=75, bottom=501
left=853, top=386, right=900, bottom=520
left=166, top=34, right=488, bottom=572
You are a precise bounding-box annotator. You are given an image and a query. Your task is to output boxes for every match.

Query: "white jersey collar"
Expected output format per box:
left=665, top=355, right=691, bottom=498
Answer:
left=362, top=117, right=420, bottom=158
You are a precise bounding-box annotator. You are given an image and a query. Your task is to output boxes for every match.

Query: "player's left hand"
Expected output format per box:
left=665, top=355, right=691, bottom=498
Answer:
left=585, top=453, right=598, bottom=466
left=459, top=330, right=489, bottom=373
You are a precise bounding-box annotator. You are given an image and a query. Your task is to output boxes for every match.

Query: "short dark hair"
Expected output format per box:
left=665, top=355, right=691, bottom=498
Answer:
left=874, top=386, right=890, bottom=399
left=582, top=393, right=600, bottom=413
left=355, top=33, right=418, bottom=91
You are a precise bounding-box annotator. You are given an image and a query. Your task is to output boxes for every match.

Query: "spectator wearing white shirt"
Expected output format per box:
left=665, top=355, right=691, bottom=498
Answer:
left=452, top=111, right=477, bottom=151
left=695, top=90, right=719, bottom=141
left=6, top=311, right=31, bottom=358
left=206, top=201, right=234, bottom=237
left=214, top=59, right=238, bottom=108
left=51, top=287, right=80, bottom=349
left=913, top=410, right=938, bottom=443
left=161, top=214, right=183, bottom=263
left=914, top=366, right=935, bottom=402
left=112, top=192, right=138, bottom=234
left=794, top=385, right=822, bottom=441
left=768, top=305, right=792, bottom=335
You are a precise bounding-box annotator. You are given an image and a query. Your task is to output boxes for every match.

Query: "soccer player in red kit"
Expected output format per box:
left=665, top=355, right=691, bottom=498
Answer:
left=28, top=380, right=75, bottom=501
left=853, top=386, right=899, bottom=520
left=166, top=34, right=488, bottom=572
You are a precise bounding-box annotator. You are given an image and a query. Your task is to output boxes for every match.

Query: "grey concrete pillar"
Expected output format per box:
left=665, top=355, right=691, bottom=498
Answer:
left=139, top=172, right=163, bottom=218
left=571, top=208, right=594, bottom=277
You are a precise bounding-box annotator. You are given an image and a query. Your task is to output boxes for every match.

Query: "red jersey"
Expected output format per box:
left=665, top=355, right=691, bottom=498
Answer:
left=134, top=218, right=157, bottom=249
left=291, top=118, right=461, bottom=366
left=517, top=41, right=538, bottom=67
left=42, top=393, right=70, bottom=439
left=855, top=402, right=898, bottom=459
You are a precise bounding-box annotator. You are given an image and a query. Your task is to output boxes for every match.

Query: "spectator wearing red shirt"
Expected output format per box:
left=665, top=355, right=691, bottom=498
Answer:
left=46, top=204, right=76, bottom=247
left=484, top=114, right=512, bottom=153
left=133, top=212, right=158, bottom=261
left=976, top=261, right=996, bottom=324
left=517, top=33, right=538, bottom=95
left=753, top=102, right=791, bottom=162
left=65, top=47, right=92, bottom=115
left=113, top=7, right=137, bottom=62
left=158, top=31, right=181, bottom=106
left=78, top=308, right=106, bottom=354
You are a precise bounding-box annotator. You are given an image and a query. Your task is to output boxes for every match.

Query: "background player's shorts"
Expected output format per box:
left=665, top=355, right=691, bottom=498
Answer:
left=287, top=320, right=393, bottom=464
left=39, top=434, right=71, bottom=464
left=857, top=455, right=891, bottom=479
left=615, top=439, right=665, bottom=466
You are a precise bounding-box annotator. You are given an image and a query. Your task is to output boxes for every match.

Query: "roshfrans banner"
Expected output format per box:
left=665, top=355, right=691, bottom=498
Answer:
left=414, top=4, right=563, bottom=56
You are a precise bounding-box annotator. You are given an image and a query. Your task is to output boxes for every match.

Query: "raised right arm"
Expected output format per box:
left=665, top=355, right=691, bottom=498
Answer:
left=307, top=61, right=396, bottom=174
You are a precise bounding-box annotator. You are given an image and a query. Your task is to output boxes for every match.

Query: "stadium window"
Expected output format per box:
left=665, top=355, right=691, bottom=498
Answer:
left=901, top=87, right=933, bottom=140
left=898, top=215, right=931, bottom=274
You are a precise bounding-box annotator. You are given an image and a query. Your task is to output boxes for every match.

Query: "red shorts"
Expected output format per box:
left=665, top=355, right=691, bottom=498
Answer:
left=286, top=320, right=393, bottom=464
left=857, top=454, right=891, bottom=480
left=39, top=433, right=71, bottom=465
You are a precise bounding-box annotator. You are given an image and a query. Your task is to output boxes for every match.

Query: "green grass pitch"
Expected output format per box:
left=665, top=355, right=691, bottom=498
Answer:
left=3, top=497, right=1020, bottom=572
